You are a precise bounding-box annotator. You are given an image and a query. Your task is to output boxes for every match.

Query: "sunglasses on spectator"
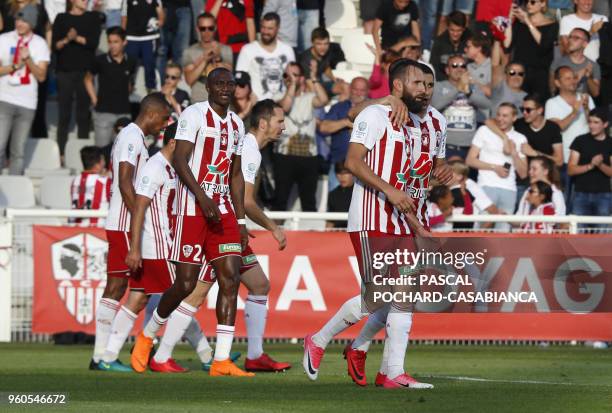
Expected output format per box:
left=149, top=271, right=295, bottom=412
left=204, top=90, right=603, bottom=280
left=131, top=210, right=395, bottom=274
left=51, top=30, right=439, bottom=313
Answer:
left=508, top=70, right=525, bottom=77
left=520, top=106, right=537, bottom=113
left=165, top=74, right=180, bottom=80
left=450, top=62, right=467, bottom=69
left=199, top=26, right=215, bottom=32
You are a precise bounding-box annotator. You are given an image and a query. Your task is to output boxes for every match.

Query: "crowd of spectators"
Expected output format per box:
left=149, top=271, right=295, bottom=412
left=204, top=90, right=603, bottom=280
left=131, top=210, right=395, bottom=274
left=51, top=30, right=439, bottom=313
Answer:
left=0, top=0, right=610, bottom=232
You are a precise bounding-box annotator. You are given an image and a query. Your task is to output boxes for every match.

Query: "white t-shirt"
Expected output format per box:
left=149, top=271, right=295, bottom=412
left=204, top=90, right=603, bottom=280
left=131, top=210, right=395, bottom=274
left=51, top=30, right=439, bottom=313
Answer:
left=471, top=126, right=527, bottom=191
left=135, top=152, right=175, bottom=260
left=241, top=133, right=261, bottom=184
left=105, top=123, right=150, bottom=231
left=544, top=93, right=595, bottom=163
left=559, top=13, right=608, bottom=62
left=235, top=40, right=295, bottom=101
left=0, top=31, right=50, bottom=110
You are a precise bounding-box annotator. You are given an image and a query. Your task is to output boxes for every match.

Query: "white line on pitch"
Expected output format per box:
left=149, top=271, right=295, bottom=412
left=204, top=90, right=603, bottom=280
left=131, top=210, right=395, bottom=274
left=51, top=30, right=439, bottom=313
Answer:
left=426, top=375, right=612, bottom=387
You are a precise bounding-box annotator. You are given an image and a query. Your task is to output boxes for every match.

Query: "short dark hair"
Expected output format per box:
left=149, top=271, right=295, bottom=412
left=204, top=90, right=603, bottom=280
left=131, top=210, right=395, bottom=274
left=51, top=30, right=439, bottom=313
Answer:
left=311, top=27, right=330, bottom=42
left=554, top=65, right=572, bottom=80
left=334, top=160, right=350, bottom=174
left=447, top=53, right=466, bottom=66
left=532, top=180, right=553, bottom=204
left=467, top=31, right=491, bottom=57
left=113, top=117, right=131, bottom=133
left=106, top=26, right=126, bottom=40
left=207, top=67, right=233, bottom=86
left=198, top=12, right=216, bottom=23
left=523, top=93, right=544, bottom=108
left=250, top=99, right=281, bottom=130
left=286, top=61, right=304, bottom=76
left=429, top=185, right=451, bottom=203
left=419, top=62, right=434, bottom=78
left=571, top=27, right=591, bottom=42
left=388, top=58, right=424, bottom=91
left=80, top=146, right=103, bottom=170
left=166, top=62, right=182, bottom=73
left=589, top=107, right=609, bottom=123
left=262, top=12, right=280, bottom=26
left=163, top=121, right=177, bottom=145
left=498, top=102, right=518, bottom=116
left=139, top=92, right=171, bottom=115
left=448, top=11, right=467, bottom=28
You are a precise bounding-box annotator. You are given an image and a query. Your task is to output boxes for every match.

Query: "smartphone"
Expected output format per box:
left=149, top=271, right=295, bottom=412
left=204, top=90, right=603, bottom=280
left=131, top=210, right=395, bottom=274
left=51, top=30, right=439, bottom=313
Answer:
left=503, top=162, right=512, bottom=170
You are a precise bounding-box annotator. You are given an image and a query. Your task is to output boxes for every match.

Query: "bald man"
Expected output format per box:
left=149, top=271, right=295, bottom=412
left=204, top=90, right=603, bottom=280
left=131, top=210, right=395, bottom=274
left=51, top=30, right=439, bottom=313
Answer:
left=319, top=77, right=370, bottom=190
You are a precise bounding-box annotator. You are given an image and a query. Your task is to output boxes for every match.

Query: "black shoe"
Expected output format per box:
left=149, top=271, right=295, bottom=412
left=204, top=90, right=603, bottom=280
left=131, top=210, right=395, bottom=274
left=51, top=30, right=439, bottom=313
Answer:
left=89, top=358, right=99, bottom=370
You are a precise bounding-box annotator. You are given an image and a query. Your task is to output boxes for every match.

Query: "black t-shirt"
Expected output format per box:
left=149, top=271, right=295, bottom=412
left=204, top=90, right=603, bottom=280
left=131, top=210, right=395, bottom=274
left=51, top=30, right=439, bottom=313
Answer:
left=514, top=118, right=562, bottom=186
left=126, top=0, right=161, bottom=38
left=375, top=0, right=419, bottom=49
left=52, top=12, right=102, bottom=72
left=327, top=185, right=353, bottom=228
left=91, top=53, right=137, bottom=114
left=569, top=133, right=612, bottom=193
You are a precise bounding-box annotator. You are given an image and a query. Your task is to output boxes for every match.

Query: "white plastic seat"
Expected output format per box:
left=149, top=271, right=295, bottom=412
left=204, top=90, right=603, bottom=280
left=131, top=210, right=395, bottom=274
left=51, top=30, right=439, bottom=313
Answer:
left=325, top=0, right=358, bottom=29
left=40, top=175, right=74, bottom=209
left=0, top=176, right=36, bottom=208
left=331, top=69, right=367, bottom=83
left=24, top=138, right=61, bottom=170
left=340, top=32, right=376, bottom=73
left=64, top=139, right=95, bottom=173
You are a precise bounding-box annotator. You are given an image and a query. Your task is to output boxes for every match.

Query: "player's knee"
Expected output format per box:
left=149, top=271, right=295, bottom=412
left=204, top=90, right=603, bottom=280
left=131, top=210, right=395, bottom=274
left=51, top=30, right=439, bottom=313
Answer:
left=177, top=277, right=198, bottom=297
left=103, top=277, right=128, bottom=301
left=248, top=278, right=270, bottom=296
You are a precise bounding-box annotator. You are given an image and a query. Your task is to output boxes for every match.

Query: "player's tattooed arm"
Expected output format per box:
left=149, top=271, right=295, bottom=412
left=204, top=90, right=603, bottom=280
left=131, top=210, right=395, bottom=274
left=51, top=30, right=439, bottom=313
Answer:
left=345, top=142, right=416, bottom=216
left=173, top=139, right=221, bottom=221
left=118, top=162, right=137, bottom=213
left=125, top=195, right=152, bottom=272
left=229, top=155, right=249, bottom=251
left=244, top=182, right=286, bottom=250
left=347, top=95, right=409, bottom=128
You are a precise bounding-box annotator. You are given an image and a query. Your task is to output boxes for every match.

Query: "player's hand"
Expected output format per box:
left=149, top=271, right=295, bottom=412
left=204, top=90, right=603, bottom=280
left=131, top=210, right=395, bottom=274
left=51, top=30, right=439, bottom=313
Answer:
left=433, top=163, right=454, bottom=185
left=125, top=250, right=142, bottom=273
left=591, top=154, right=603, bottom=166
left=385, top=186, right=415, bottom=215
left=18, top=46, right=30, bottom=62
left=581, top=93, right=590, bottom=111
left=272, top=226, right=287, bottom=250
left=381, top=95, right=409, bottom=128
left=239, top=224, right=249, bottom=251
left=343, top=118, right=354, bottom=129
left=197, top=195, right=221, bottom=222
left=493, top=165, right=510, bottom=178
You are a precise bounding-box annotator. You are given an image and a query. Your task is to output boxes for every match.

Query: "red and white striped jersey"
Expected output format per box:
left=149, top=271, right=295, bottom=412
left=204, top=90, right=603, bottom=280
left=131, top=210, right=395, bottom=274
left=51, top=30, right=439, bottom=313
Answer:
left=521, top=202, right=555, bottom=233
left=135, top=152, right=176, bottom=259
left=105, top=123, right=150, bottom=231
left=406, top=106, right=447, bottom=227
left=348, top=105, right=415, bottom=235
left=70, top=172, right=111, bottom=227
left=174, top=101, right=244, bottom=216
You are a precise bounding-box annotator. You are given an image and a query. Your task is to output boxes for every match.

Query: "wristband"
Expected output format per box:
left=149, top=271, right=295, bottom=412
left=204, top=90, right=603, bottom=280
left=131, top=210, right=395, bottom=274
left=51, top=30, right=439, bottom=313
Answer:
left=237, top=218, right=246, bottom=225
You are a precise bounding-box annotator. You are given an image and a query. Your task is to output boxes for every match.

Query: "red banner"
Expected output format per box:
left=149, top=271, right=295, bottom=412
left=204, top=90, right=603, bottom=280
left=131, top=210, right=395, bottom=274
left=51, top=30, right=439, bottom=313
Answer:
left=33, top=226, right=612, bottom=340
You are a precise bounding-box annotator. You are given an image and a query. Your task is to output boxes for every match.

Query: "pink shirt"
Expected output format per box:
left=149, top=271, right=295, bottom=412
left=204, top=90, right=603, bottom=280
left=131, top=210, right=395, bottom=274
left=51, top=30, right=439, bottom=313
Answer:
left=368, top=64, right=389, bottom=99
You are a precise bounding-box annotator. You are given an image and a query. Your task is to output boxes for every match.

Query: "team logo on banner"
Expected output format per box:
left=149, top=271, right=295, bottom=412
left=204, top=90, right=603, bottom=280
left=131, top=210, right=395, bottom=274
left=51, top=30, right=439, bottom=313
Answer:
left=51, top=233, right=107, bottom=325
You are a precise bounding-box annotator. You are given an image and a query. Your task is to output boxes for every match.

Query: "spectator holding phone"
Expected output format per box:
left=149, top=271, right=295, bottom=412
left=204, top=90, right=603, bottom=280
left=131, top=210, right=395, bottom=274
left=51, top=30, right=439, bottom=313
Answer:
left=466, top=103, right=528, bottom=230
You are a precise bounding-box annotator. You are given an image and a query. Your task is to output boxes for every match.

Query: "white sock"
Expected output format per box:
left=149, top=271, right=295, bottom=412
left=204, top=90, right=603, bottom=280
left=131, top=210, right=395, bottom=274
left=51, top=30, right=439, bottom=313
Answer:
left=245, top=295, right=268, bottom=360
left=380, top=332, right=390, bottom=375
left=183, top=318, right=212, bottom=363
left=93, top=298, right=119, bottom=363
left=214, top=324, right=235, bottom=361
left=352, top=306, right=388, bottom=352
left=102, top=306, right=137, bottom=363
left=385, top=311, right=413, bottom=379
left=143, top=309, right=168, bottom=338
left=153, top=302, right=197, bottom=363
left=312, top=295, right=364, bottom=349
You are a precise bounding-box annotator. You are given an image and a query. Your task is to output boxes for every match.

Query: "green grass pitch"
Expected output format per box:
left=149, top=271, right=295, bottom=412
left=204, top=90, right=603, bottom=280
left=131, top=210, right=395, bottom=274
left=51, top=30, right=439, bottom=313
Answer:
left=0, top=343, right=611, bottom=412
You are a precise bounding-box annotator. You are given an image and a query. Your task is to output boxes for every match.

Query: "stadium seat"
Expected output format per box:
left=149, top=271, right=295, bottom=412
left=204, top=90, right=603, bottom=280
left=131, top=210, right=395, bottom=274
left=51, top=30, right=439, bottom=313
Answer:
left=39, top=175, right=74, bottom=209
left=340, top=32, right=376, bottom=74
left=0, top=175, right=36, bottom=209
left=24, top=139, right=70, bottom=177
left=325, top=0, right=358, bottom=29
left=64, top=139, right=95, bottom=173
left=331, top=68, right=366, bottom=83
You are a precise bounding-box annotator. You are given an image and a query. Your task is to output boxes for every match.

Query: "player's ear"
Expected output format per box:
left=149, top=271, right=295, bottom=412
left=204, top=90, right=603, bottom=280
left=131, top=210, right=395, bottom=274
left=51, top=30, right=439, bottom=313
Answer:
left=392, top=78, right=403, bottom=94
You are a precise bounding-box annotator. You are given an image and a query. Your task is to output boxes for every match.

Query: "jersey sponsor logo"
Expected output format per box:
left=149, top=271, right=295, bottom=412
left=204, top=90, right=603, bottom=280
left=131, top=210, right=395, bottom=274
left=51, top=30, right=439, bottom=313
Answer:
left=128, top=143, right=134, bottom=153
left=219, top=243, right=241, bottom=253
left=182, top=245, right=194, bottom=258
left=221, top=129, right=228, bottom=146
left=203, top=153, right=232, bottom=193
left=52, top=233, right=107, bottom=325
left=407, top=153, right=433, bottom=199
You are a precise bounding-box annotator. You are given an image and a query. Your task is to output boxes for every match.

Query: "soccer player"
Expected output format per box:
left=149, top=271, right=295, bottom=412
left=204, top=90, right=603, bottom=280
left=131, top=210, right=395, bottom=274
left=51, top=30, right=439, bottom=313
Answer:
left=70, top=146, right=111, bottom=228
left=146, top=99, right=292, bottom=373
left=303, top=62, right=452, bottom=388
left=131, top=68, right=251, bottom=377
left=97, top=121, right=177, bottom=372
left=91, top=93, right=170, bottom=370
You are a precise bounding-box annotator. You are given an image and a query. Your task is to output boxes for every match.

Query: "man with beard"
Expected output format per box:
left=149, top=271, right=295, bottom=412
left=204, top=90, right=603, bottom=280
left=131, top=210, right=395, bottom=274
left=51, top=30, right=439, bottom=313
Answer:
left=131, top=68, right=251, bottom=377
left=303, top=60, right=450, bottom=389
left=236, top=12, right=295, bottom=101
